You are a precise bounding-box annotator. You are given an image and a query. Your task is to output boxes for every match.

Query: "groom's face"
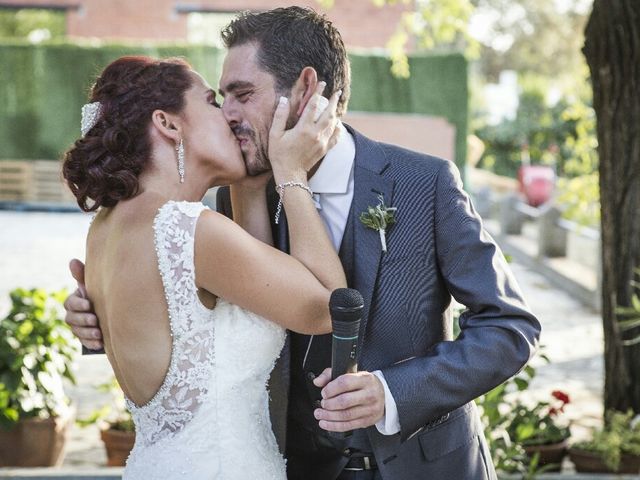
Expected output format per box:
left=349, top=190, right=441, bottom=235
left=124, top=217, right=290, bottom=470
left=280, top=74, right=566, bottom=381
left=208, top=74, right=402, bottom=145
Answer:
left=219, top=43, right=285, bottom=176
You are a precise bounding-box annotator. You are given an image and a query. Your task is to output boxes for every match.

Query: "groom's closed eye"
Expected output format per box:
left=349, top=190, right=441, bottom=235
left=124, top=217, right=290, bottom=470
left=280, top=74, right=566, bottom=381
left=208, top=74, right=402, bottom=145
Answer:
left=235, top=91, right=252, bottom=103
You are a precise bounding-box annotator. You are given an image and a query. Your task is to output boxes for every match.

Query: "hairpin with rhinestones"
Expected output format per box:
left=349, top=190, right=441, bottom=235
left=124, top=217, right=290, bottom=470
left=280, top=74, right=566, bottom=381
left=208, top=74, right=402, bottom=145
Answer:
left=81, top=102, right=103, bottom=137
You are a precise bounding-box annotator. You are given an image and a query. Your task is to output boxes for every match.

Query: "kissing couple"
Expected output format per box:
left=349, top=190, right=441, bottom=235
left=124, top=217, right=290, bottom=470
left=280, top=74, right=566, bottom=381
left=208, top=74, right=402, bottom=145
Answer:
left=63, top=6, right=540, bottom=480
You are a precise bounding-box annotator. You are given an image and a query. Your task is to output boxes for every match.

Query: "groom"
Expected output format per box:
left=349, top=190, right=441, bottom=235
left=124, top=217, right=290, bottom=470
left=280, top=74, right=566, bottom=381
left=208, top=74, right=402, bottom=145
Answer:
left=65, top=7, right=540, bottom=480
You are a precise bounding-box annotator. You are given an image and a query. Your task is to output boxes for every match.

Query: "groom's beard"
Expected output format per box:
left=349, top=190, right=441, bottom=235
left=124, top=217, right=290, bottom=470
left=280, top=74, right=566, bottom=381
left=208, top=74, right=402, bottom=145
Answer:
left=233, top=124, right=271, bottom=176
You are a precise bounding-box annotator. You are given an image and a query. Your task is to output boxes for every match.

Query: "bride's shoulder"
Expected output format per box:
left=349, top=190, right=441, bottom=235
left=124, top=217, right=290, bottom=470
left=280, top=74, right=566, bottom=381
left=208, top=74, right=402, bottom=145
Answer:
left=157, top=200, right=210, bottom=218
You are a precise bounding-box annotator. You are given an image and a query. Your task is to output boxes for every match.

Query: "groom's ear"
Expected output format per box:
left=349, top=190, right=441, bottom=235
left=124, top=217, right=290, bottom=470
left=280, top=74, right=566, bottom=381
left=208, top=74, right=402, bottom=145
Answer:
left=291, top=67, right=319, bottom=118
left=151, top=110, right=181, bottom=143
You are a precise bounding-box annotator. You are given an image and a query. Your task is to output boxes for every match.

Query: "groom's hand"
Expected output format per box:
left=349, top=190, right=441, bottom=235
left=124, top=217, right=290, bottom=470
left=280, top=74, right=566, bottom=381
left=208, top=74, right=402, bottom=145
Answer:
left=64, top=259, right=103, bottom=350
left=312, top=368, right=385, bottom=432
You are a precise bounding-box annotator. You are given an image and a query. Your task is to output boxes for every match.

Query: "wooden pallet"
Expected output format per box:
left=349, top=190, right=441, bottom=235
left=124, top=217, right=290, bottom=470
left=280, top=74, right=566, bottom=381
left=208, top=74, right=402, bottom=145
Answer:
left=0, top=161, right=32, bottom=201
left=0, top=160, right=75, bottom=203
left=32, top=160, right=75, bottom=203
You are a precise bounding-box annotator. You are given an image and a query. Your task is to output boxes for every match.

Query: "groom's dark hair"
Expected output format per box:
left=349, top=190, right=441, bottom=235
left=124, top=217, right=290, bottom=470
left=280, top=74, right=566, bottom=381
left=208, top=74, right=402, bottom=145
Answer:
left=221, top=6, right=350, bottom=116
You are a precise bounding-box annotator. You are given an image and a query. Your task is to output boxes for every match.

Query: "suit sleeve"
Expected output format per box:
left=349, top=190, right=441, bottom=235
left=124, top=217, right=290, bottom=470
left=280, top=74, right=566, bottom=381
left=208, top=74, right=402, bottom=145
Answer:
left=381, top=160, right=541, bottom=442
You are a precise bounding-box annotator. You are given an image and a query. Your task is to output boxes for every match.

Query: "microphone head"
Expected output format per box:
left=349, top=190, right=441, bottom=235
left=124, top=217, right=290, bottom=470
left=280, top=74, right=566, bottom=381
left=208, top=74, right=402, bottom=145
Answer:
left=330, top=288, right=364, bottom=324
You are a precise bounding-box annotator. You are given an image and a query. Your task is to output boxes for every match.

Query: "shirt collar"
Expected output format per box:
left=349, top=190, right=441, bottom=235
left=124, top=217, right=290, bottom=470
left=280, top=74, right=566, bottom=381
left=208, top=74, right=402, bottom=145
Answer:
left=308, top=122, right=355, bottom=195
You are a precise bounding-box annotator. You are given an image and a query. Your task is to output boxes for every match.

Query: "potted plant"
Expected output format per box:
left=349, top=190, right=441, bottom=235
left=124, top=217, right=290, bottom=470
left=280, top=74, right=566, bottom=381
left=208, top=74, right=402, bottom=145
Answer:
left=506, top=390, right=571, bottom=470
left=78, top=376, right=135, bottom=466
left=569, top=410, right=640, bottom=473
left=0, top=288, right=79, bottom=466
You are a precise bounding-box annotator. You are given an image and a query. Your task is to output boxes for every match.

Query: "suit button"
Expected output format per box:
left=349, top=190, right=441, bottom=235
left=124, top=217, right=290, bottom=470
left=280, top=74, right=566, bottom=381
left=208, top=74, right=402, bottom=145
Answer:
left=306, top=371, right=316, bottom=381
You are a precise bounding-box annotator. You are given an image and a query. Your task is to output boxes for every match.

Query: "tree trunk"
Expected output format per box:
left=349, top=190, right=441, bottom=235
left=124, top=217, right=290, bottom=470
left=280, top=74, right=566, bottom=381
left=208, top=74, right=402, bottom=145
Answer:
left=583, top=0, right=640, bottom=414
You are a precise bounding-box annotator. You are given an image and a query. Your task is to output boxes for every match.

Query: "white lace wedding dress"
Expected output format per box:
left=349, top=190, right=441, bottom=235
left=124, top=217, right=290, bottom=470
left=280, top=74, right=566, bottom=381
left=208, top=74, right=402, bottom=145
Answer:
left=123, top=201, right=287, bottom=479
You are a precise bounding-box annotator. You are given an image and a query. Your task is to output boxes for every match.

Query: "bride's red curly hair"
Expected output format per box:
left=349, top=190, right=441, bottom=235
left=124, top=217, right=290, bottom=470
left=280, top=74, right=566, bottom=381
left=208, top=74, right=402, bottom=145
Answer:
left=63, top=56, right=193, bottom=212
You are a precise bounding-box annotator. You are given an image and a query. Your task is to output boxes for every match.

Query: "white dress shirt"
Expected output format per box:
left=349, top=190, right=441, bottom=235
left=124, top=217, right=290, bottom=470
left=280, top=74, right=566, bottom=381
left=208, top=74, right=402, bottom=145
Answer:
left=308, top=123, right=401, bottom=435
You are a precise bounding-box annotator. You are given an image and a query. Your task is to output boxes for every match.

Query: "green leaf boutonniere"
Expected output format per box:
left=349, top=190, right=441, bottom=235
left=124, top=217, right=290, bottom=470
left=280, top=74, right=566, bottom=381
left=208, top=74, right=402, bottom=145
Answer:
left=359, top=194, right=397, bottom=253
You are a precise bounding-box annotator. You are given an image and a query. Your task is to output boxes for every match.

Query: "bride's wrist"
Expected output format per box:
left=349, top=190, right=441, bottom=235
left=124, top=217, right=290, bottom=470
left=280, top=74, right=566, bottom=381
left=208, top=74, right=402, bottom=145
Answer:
left=272, top=168, right=307, bottom=186
left=231, top=183, right=267, bottom=196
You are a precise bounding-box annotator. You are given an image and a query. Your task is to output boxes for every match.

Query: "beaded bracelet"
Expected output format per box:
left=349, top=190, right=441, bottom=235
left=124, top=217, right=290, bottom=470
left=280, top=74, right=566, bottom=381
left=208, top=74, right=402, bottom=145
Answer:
left=274, top=181, right=314, bottom=224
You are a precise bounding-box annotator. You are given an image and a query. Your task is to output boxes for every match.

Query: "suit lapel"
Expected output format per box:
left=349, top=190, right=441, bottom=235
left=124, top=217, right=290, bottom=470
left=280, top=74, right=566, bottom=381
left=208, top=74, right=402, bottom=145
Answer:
left=277, top=125, right=394, bottom=369
left=347, top=126, right=394, bottom=357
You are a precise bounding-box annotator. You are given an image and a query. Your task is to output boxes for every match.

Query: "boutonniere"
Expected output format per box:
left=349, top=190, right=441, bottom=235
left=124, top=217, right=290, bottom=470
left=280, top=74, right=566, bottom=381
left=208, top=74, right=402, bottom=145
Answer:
left=359, top=194, right=397, bottom=253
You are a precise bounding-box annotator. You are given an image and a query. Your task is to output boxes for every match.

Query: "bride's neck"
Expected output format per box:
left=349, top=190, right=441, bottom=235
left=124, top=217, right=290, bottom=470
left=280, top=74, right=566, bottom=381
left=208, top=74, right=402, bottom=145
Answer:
left=138, top=156, right=213, bottom=203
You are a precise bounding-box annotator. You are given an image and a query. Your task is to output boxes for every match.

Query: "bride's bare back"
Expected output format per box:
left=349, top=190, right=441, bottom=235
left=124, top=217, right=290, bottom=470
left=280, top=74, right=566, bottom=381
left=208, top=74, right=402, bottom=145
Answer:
left=85, top=197, right=185, bottom=406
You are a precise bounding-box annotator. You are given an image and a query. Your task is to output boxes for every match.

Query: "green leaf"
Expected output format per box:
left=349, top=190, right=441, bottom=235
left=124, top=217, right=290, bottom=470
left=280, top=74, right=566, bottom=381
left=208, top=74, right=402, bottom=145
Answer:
left=514, top=377, right=529, bottom=391
left=618, top=318, right=640, bottom=331
left=622, top=336, right=640, bottom=347
left=3, top=408, right=19, bottom=423
left=632, top=294, right=640, bottom=312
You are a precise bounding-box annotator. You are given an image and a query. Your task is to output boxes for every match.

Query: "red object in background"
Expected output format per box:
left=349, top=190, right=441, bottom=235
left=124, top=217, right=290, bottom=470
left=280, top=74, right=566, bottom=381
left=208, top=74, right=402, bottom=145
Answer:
left=518, top=165, right=556, bottom=207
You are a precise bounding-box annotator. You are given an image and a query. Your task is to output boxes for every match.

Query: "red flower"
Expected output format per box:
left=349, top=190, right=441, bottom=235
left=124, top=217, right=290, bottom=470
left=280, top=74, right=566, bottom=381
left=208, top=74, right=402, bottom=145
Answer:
left=552, top=390, right=570, bottom=404
left=548, top=407, right=559, bottom=417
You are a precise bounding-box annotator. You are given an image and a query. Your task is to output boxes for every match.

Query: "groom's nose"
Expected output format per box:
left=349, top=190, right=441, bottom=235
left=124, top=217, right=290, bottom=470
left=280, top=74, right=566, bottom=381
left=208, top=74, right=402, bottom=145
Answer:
left=221, top=99, right=240, bottom=128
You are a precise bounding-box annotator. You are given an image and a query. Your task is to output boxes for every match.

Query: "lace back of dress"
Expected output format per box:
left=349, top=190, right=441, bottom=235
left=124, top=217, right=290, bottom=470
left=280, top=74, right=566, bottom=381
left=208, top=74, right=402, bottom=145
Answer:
left=128, top=201, right=214, bottom=447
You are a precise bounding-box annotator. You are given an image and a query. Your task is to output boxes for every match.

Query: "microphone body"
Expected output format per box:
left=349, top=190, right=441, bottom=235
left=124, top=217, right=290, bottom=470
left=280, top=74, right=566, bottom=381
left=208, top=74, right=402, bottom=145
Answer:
left=328, top=288, right=364, bottom=439
left=330, top=318, right=360, bottom=381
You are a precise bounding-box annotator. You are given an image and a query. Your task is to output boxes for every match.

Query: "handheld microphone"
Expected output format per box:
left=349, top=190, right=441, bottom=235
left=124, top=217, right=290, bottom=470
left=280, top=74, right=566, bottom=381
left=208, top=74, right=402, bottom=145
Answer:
left=329, top=288, right=364, bottom=438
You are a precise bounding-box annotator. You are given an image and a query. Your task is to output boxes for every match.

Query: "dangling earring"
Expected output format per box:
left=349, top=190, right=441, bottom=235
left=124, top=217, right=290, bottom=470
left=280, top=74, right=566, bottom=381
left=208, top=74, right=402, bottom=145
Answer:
left=176, top=139, right=185, bottom=183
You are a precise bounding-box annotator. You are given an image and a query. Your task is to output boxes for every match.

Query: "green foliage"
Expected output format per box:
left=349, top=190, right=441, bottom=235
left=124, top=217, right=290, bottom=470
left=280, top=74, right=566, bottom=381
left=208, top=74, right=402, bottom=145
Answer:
left=321, top=0, right=476, bottom=78
left=475, top=352, right=568, bottom=475
left=0, top=288, right=78, bottom=430
left=334, top=0, right=590, bottom=92
left=473, top=0, right=591, bottom=83
left=506, top=390, right=571, bottom=446
left=572, top=410, right=640, bottom=471
left=555, top=173, right=600, bottom=228
left=77, top=376, right=134, bottom=432
left=475, top=76, right=598, bottom=183
left=615, top=267, right=640, bottom=347
left=0, top=8, right=65, bottom=40
left=359, top=194, right=397, bottom=231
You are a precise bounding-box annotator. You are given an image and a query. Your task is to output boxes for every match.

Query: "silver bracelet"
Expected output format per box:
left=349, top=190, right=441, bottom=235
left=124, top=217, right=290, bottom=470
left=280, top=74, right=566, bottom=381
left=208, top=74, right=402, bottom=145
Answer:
left=274, top=181, right=313, bottom=224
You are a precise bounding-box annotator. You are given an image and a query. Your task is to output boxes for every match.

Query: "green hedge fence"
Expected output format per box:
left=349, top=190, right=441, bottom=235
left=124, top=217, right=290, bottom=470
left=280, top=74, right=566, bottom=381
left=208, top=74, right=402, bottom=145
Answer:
left=0, top=41, right=467, bottom=168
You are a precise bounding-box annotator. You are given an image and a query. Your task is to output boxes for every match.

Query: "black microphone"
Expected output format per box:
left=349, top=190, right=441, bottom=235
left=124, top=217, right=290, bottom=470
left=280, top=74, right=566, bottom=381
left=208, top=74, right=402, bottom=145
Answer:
left=329, top=288, right=364, bottom=438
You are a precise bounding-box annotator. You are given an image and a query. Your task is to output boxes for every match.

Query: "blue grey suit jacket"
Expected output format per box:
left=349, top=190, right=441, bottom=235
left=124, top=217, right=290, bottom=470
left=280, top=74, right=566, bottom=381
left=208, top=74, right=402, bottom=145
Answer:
left=218, top=125, right=541, bottom=479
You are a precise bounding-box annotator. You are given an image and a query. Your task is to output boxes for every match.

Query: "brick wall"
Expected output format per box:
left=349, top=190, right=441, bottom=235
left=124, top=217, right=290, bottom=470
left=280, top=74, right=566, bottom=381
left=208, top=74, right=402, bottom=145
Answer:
left=1, top=0, right=409, bottom=48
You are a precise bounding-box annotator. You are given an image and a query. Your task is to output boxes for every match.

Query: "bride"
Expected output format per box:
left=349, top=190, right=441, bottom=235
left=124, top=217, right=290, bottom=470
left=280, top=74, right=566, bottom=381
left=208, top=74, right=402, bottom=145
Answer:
left=62, top=56, right=345, bottom=479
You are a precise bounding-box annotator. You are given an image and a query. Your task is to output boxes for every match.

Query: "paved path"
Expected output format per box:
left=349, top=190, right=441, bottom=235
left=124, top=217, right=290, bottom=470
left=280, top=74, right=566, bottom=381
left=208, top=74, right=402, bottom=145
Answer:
left=0, top=210, right=603, bottom=467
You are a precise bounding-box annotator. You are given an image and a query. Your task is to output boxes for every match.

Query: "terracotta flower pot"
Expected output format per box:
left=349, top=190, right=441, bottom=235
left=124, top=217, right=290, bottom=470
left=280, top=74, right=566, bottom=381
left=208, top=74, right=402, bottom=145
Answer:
left=523, top=438, right=568, bottom=471
left=569, top=447, right=640, bottom=474
left=101, top=427, right=136, bottom=466
left=0, top=411, right=73, bottom=467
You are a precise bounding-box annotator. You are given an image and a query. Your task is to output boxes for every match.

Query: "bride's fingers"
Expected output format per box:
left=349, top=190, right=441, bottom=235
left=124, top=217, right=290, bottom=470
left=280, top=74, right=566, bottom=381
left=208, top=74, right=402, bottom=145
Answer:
left=269, top=96, right=291, bottom=140
left=326, top=123, right=341, bottom=150
left=316, top=88, right=342, bottom=127
left=298, top=81, right=327, bottom=124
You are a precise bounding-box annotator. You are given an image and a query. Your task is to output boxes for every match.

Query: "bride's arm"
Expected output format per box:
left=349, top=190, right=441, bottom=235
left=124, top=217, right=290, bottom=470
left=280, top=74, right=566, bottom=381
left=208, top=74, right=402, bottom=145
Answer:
left=195, top=85, right=345, bottom=334
left=268, top=88, right=344, bottom=293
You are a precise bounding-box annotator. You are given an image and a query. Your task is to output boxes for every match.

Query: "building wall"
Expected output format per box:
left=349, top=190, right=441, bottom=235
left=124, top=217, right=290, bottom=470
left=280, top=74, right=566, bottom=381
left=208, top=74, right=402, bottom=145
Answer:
left=0, top=0, right=409, bottom=48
